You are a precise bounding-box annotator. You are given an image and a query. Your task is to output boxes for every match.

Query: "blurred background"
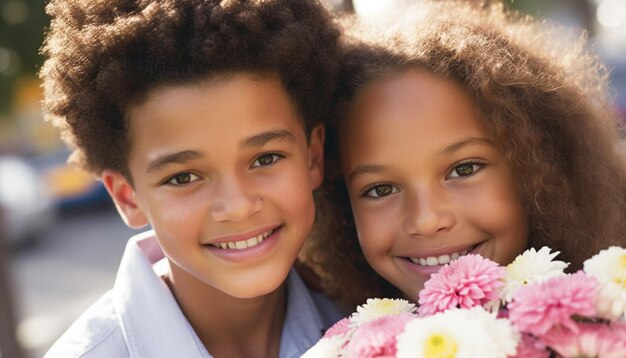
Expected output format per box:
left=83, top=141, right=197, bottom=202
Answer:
left=1, top=0, right=625, bottom=357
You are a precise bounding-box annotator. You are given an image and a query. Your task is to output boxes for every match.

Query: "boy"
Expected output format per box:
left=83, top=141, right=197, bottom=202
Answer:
left=40, top=0, right=342, bottom=357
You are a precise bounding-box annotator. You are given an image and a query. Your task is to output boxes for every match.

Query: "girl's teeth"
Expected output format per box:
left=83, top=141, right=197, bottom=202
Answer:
left=438, top=254, right=451, bottom=264
left=211, top=229, right=272, bottom=250
left=410, top=249, right=467, bottom=266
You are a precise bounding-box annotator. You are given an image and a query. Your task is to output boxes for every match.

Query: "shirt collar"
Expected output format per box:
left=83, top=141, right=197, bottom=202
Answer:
left=113, top=231, right=210, bottom=357
left=113, top=231, right=325, bottom=358
left=280, top=268, right=326, bottom=356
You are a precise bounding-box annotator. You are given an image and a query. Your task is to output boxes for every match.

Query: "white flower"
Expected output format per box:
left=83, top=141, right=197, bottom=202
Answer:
left=501, top=246, right=569, bottom=302
left=349, top=298, right=416, bottom=327
left=463, top=307, right=519, bottom=357
left=301, top=335, right=345, bottom=358
left=583, top=246, right=626, bottom=320
left=396, top=307, right=518, bottom=358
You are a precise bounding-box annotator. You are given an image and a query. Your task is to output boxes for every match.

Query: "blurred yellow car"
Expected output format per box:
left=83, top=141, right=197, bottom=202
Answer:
left=32, top=148, right=110, bottom=211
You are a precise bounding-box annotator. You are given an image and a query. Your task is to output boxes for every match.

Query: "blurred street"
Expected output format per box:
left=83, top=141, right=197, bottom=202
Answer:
left=1, top=1, right=626, bottom=357
left=6, top=203, right=143, bottom=357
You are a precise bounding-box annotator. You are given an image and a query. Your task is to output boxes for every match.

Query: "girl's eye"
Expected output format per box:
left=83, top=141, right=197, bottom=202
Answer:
left=363, top=184, right=399, bottom=198
left=166, top=172, right=200, bottom=186
left=252, top=153, right=283, bottom=168
left=448, top=161, right=484, bottom=179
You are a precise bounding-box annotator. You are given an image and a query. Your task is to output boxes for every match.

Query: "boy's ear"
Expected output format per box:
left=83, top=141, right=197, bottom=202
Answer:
left=101, top=170, right=148, bottom=229
left=307, top=124, right=325, bottom=190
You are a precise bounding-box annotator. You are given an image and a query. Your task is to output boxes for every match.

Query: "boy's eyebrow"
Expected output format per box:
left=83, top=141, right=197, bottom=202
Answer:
left=147, top=150, right=202, bottom=174
left=348, top=164, right=385, bottom=183
left=241, top=129, right=295, bottom=148
left=443, top=137, right=492, bottom=154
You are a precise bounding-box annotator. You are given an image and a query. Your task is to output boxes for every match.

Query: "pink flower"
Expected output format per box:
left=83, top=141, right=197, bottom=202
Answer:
left=543, top=322, right=626, bottom=358
left=508, top=271, right=598, bottom=337
left=418, top=254, right=506, bottom=316
left=510, top=333, right=549, bottom=358
left=344, top=313, right=415, bottom=358
left=323, top=317, right=350, bottom=338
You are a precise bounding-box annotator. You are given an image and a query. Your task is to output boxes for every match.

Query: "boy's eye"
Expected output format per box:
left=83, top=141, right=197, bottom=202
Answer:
left=448, top=162, right=484, bottom=179
left=252, top=153, right=283, bottom=168
left=364, top=184, right=399, bottom=198
left=167, top=172, right=200, bottom=186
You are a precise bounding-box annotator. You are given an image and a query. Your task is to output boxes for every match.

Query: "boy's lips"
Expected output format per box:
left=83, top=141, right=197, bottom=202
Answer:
left=203, top=226, right=282, bottom=263
left=205, top=225, right=281, bottom=250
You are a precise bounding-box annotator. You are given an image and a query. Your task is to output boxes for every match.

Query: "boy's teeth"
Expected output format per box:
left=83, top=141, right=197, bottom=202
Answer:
left=410, top=249, right=467, bottom=266
left=210, top=229, right=272, bottom=250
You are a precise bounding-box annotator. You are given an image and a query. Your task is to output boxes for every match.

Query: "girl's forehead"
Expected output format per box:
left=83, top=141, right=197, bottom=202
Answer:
left=339, top=69, right=491, bottom=165
left=343, top=69, right=478, bottom=133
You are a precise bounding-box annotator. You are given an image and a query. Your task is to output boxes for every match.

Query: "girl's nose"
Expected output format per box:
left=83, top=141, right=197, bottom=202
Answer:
left=209, top=177, right=262, bottom=222
left=403, top=185, right=456, bottom=238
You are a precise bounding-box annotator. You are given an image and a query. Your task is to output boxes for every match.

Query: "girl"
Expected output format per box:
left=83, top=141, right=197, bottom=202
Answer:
left=302, top=0, right=626, bottom=310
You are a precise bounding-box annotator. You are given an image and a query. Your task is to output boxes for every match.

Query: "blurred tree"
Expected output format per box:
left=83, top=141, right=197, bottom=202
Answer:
left=0, top=0, right=48, bottom=118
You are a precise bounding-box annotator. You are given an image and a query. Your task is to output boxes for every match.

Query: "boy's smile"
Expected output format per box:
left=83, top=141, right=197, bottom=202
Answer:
left=340, top=69, right=528, bottom=302
left=105, top=72, right=324, bottom=299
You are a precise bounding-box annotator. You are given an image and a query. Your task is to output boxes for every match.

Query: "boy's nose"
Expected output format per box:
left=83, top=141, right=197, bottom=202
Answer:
left=403, top=186, right=456, bottom=238
left=209, top=177, right=262, bottom=222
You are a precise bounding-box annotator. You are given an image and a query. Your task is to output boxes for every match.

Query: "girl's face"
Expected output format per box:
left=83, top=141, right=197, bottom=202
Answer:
left=340, top=69, right=529, bottom=302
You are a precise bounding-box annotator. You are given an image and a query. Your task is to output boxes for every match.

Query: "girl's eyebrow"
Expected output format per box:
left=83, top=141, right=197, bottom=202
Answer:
left=348, top=164, right=385, bottom=183
left=348, top=137, right=492, bottom=183
left=241, top=129, right=295, bottom=149
left=443, top=137, right=492, bottom=154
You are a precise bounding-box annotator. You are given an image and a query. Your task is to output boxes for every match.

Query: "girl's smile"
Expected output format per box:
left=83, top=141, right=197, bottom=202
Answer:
left=340, top=69, right=529, bottom=302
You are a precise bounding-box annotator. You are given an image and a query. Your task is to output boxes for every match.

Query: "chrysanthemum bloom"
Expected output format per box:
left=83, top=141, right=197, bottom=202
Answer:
left=323, top=317, right=351, bottom=339
left=583, top=246, right=626, bottom=320
left=502, top=246, right=568, bottom=303
left=510, top=333, right=549, bottom=358
left=301, top=335, right=345, bottom=358
left=463, top=306, right=519, bottom=356
left=417, top=254, right=506, bottom=316
left=350, top=298, right=416, bottom=327
left=508, top=271, right=598, bottom=337
left=542, top=322, right=626, bottom=358
left=345, top=313, right=415, bottom=358
left=396, top=307, right=518, bottom=358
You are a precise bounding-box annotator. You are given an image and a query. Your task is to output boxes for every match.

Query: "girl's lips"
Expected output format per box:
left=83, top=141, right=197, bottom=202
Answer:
left=203, top=226, right=282, bottom=262
left=407, top=242, right=482, bottom=267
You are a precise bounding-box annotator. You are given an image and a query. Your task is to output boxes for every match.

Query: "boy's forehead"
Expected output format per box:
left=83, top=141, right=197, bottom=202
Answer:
left=125, top=73, right=309, bottom=161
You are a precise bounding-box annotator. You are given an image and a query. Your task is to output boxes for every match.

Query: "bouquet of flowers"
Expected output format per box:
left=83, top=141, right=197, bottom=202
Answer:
left=303, top=246, right=626, bottom=358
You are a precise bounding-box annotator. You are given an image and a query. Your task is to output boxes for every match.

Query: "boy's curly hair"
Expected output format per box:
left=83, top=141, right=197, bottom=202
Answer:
left=303, top=0, right=626, bottom=310
left=40, top=0, right=340, bottom=180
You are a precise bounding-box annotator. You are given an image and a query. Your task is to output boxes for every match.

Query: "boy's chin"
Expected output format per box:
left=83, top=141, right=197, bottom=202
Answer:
left=217, top=269, right=291, bottom=300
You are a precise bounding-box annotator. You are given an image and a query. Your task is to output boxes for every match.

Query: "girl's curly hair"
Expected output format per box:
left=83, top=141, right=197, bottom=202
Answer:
left=302, top=0, right=626, bottom=311
left=40, top=0, right=341, bottom=180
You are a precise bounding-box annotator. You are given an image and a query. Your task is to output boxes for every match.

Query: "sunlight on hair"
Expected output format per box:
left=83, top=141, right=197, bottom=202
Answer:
left=353, top=0, right=417, bottom=23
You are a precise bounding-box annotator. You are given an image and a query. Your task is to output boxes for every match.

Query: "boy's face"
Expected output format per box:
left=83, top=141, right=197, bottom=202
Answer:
left=104, top=73, right=324, bottom=299
left=340, top=69, right=528, bottom=302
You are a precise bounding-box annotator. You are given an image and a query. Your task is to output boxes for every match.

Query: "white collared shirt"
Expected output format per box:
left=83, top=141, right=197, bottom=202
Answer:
left=45, top=231, right=342, bottom=358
